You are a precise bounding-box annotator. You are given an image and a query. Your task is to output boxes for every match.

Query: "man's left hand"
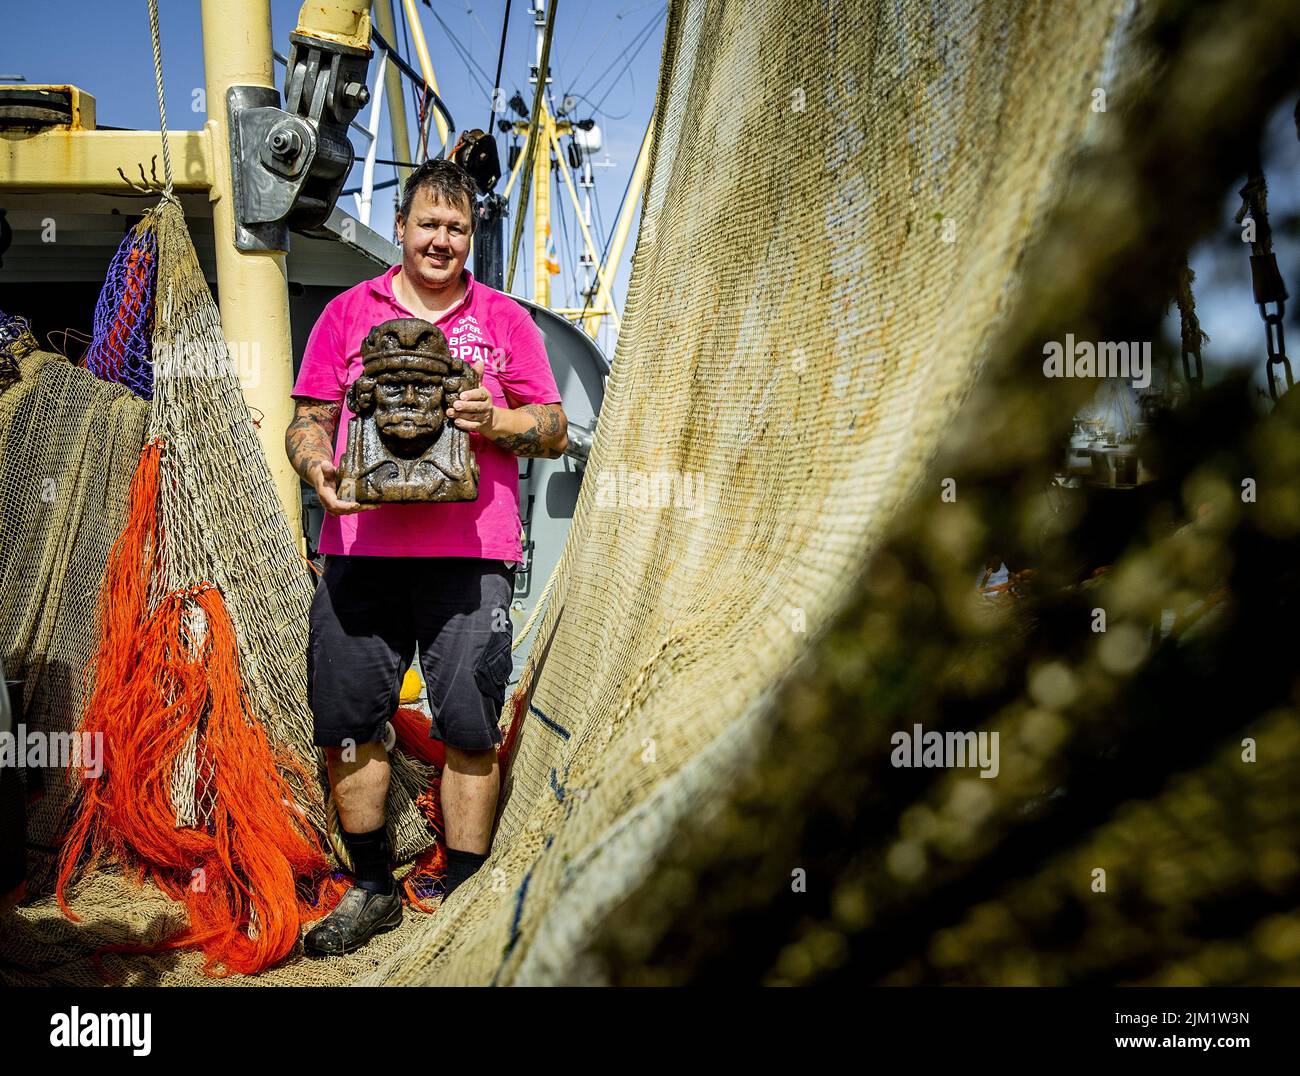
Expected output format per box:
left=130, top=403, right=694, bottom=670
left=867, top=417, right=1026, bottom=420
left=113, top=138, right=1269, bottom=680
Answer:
left=448, top=369, right=496, bottom=436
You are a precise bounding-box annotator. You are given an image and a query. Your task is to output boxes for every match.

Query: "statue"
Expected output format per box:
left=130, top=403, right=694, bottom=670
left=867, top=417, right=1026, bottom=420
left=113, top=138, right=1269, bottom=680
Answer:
left=337, top=318, right=480, bottom=503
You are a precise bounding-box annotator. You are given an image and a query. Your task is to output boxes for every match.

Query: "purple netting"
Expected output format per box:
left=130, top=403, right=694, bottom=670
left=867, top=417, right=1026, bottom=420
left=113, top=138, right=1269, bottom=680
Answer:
left=83, top=221, right=158, bottom=399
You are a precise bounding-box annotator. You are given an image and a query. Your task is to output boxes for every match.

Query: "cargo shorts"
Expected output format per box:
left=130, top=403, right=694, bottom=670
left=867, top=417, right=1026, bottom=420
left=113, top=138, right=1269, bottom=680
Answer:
left=307, top=555, right=516, bottom=752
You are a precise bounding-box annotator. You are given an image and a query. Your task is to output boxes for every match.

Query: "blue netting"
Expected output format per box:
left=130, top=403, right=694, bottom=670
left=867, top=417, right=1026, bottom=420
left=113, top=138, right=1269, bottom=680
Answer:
left=0, top=306, right=33, bottom=389
left=84, top=220, right=158, bottom=399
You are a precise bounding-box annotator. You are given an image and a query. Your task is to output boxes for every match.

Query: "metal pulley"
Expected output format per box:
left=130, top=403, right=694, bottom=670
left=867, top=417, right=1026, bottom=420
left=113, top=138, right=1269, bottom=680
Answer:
left=227, top=24, right=373, bottom=251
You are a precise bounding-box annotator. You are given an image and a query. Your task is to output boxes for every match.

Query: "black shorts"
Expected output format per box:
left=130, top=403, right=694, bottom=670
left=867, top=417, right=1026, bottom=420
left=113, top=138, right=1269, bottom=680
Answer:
left=307, top=555, right=516, bottom=752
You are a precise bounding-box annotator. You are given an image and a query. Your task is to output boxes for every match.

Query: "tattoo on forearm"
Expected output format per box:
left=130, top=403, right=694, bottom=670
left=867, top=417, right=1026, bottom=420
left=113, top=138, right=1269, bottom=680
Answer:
left=286, top=398, right=342, bottom=480
left=493, top=403, right=566, bottom=458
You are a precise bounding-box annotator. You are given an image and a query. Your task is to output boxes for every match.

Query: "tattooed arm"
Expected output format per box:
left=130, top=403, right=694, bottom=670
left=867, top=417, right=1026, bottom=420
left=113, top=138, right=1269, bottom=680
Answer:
left=285, top=397, right=376, bottom=515
left=447, top=393, right=569, bottom=459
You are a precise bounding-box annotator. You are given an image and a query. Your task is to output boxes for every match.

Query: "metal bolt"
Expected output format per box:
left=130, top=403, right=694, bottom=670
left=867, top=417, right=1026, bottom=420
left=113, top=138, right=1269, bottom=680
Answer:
left=269, top=127, right=302, bottom=159
left=342, top=81, right=370, bottom=109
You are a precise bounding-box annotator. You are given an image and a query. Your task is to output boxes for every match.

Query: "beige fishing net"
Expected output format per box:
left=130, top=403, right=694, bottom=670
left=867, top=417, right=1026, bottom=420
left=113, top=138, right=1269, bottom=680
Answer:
left=3, top=0, right=1298, bottom=986
left=0, top=343, right=147, bottom=892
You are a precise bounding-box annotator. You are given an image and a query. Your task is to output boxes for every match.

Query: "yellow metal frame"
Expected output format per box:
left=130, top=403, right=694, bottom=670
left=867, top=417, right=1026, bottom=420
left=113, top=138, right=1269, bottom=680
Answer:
left=400, top=0, right=450, bottom=150
left=0, top=128, right=212, bottom=189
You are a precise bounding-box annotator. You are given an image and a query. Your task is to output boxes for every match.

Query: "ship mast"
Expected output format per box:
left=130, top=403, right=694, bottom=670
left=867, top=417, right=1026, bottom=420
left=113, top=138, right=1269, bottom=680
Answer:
left=485, top=0, right=652, bottom=346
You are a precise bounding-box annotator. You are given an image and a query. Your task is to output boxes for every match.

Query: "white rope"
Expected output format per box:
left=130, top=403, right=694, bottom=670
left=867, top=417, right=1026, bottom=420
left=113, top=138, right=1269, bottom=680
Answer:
left=146, top=0, right=176, bottom=200
left=511, top=554, right=560, bottom=653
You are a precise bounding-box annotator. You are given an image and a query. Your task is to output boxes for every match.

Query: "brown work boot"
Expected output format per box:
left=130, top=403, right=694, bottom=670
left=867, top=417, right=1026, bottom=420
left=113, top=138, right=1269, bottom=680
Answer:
left=303, top=885, right=403, bottom=956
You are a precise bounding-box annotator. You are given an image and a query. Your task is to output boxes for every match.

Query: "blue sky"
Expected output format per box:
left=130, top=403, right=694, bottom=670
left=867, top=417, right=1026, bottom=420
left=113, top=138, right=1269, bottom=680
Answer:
left=0, top=0, right=666, bottom=354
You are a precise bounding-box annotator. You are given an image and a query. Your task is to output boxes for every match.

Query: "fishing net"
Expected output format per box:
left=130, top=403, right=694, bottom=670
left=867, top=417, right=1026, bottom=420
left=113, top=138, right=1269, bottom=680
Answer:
left=0, top=309, right=28, bottom=391
left=0, top=331, right=148, bottom=893
left=0, top=200, right=438, bottom=979
left=3, top=0, right=1298, bottom=985
left=83, top=218, right=157, bottom=399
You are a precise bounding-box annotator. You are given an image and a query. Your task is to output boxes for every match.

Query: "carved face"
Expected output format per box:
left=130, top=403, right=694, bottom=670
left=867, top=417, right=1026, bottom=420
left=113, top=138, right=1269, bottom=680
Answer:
left=373, top=371, right=444, bottom=455
left=354, top=318, right=455, bottom=459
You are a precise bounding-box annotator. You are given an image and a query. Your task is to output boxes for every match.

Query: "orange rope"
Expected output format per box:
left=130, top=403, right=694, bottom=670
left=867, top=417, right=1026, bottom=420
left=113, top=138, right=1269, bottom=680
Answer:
left=58, top=444, right=343, bottom=977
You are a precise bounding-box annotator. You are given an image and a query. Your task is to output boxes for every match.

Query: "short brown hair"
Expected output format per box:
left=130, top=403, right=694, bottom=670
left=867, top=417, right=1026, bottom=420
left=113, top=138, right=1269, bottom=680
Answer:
left=399, top=158, right=477, bottom=231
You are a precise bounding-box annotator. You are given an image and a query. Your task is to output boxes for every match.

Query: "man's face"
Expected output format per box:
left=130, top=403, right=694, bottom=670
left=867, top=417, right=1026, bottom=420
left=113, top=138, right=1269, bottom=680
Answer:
left=396, top=186, right=473, bottom=292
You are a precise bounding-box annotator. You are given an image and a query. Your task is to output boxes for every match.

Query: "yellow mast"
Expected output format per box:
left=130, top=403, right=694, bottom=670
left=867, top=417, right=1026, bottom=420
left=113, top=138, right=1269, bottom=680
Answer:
left=200, top=0, right=295, bottom=535
left=197, top=0, right=372, bottom=537
left=372, top=0, right=414, bottom=189
left=533, top=103, right=552, bottom=308
left=588, top=117, right=653, bottom=340
left=547, top=120, right=620, bottom=335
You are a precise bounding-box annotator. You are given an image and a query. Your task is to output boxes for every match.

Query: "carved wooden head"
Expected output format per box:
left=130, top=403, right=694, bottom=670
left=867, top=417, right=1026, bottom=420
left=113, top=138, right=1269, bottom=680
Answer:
left=352, top=318, right=454, bottom=459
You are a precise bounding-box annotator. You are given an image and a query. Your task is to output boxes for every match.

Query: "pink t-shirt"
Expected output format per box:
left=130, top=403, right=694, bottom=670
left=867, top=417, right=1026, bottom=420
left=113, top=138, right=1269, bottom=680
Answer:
left=291, top=265, right=562, bottom=559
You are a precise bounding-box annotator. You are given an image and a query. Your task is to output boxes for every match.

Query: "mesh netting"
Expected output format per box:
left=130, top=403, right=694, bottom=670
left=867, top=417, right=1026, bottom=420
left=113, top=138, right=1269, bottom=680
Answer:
left=83, top=219, right=157, bottom=399
left=0, top=309, right=30, bottom=392
left=0, top=202, right=436, bottom=981
left=0, top=344, right=148, bottom=891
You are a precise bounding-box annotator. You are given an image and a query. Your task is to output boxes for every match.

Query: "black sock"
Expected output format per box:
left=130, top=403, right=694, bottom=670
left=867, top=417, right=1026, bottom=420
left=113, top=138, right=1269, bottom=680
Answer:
left=342, top=825, right=394, bottom=895
left=442, top=847, right=488, bottom=896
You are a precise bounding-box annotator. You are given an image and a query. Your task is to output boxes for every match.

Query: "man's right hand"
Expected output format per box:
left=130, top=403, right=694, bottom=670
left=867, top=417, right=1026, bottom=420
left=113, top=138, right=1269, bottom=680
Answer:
left=309, top=458, right=377, bottom=516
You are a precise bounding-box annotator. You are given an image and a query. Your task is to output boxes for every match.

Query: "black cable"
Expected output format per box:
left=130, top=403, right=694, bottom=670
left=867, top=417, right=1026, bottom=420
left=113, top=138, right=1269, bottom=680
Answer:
left=563, top=0, right=646, bottom=90
left=560, top=90, right=634, bottom=121
left=488, top=0, right=513, bottom=131
left=554, top=0, right=591, bottom=78
left=342, top=177, right=402, bottom=196
left=370, top=26, right=458, bottom=138
left=588, top=10, right=663, bottom=117
left=423, top=2, right=497, bottom=92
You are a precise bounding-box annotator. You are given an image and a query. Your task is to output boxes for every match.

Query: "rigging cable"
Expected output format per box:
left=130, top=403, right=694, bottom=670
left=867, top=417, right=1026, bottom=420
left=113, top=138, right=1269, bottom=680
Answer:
left=487, top=0, right=513, bottom=131
left=422, top=1, right=497, bottom=95
left=460, top=0, right=499, bottom=54
left=561, top=90, right=634, bottom=121
left=554, top=0, right=592, bottom=77
left=586, top=8, right=665, bottom=117
left=563, top=0, right=659, bottom=91
left=553, top=162, right=577, bottom=306
left=576, top=5, right=664, bottom=108
left=506, top=0, right=561, bottom=292
left=577, top=132, right=641, bottom=328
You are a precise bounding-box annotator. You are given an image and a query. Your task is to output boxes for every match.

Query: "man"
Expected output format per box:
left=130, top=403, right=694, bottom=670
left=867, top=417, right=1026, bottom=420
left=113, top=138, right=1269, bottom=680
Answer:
left=286, top=158, right=567, bottom=955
